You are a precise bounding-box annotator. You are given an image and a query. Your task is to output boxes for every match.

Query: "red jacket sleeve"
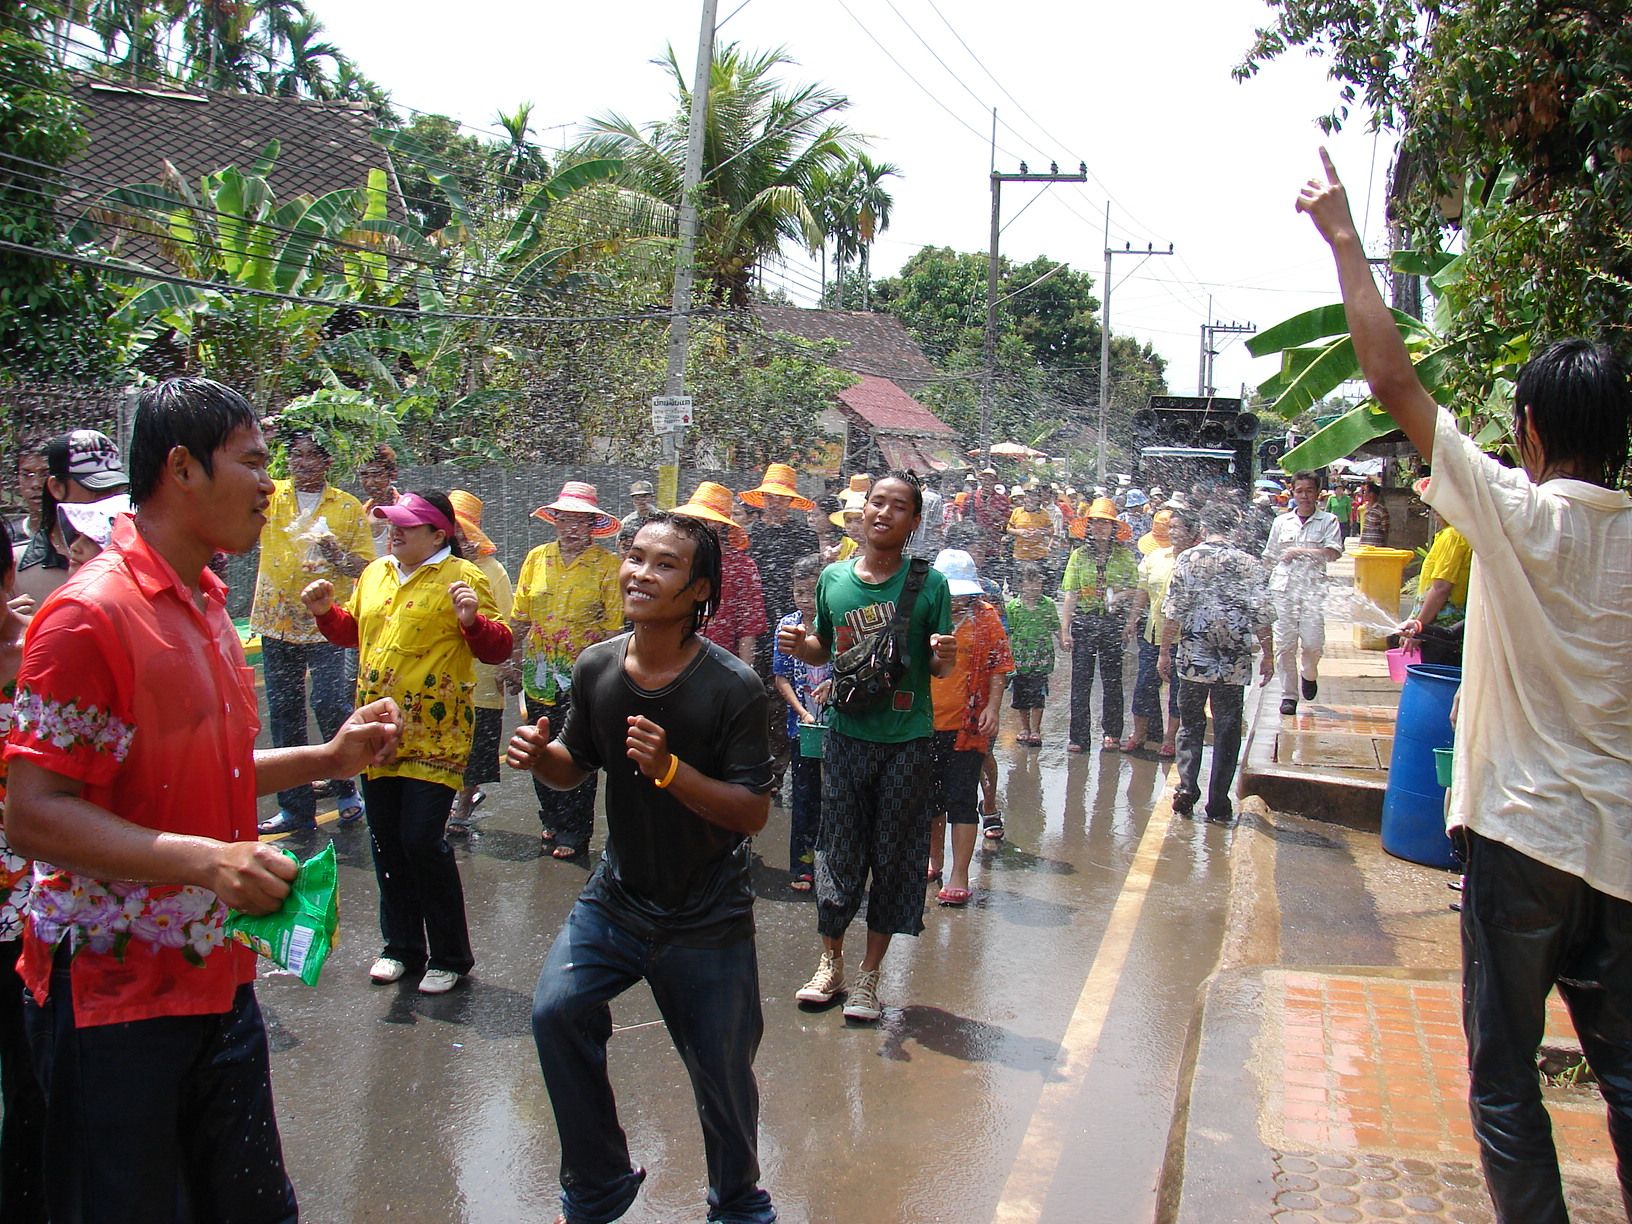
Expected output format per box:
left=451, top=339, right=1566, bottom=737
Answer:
left=460, top=615, right=514, bottom=665
left=313, top=606, right=360, bottom=648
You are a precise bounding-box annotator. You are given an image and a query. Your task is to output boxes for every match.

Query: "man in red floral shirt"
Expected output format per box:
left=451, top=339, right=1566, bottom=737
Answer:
left=5, top=378, right=401, bottom=1224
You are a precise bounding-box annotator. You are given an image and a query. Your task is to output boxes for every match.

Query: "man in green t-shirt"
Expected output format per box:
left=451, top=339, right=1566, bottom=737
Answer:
left=777, top=472, right=955, bottom=1022
left=1325, top=487, right=1353, bottom=544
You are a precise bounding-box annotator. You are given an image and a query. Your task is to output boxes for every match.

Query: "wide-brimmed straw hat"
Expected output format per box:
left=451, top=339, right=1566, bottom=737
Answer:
left=829, top=489, right=867, bottom=530
left=846, top=473, right=872, bottom=495
left=1084, top=496, right=1133, bottom=543
left=532, top=481, right=618, bottom=537
left=1138, top=508, right=1175, bottom=556
left=673, top=481, right=748, bottom=549
left=448, top=489, right=497, bottom=557
left=740, top=462, right=815, bottom=511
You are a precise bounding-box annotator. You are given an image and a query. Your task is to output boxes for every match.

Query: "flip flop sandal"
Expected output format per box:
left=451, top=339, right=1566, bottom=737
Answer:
left=981, top=814, right=1005, bottom=841
left=1119, top=735, right=1141, bottom=753
left=926, top=867, right=943, bottom=884
left=936, top=886, right=972, bottom=906
left=469, top=789, right=487, bottom=810
left=1158, top=743, right=1176, bottom=758
left=790, top=875, right=813, bottom=892
left=551, top=844, right=581, bottom=860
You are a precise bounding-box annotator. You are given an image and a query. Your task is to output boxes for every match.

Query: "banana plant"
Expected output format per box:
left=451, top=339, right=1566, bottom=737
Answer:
left=1250, top=168, right=1530, bottom=470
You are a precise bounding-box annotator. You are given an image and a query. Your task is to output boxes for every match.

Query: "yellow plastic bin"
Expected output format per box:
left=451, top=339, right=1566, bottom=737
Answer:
left=1352, top=546, right=1416, bottom=650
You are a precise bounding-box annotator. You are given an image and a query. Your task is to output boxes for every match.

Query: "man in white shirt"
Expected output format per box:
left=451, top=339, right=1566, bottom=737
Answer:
left=1261, top=469, right=1343, bottom=715
left=1300, top=149, right=1632, bottom=1224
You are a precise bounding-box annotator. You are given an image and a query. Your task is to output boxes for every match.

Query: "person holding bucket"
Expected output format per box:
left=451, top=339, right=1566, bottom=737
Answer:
left=1301, top=148, right=1632, bottom=1223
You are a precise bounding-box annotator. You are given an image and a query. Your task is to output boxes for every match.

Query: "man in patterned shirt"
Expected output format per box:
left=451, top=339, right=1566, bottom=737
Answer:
left=4, top=377, right=401, bottom=1224
left=1159, top=501, right=1274, bottom=822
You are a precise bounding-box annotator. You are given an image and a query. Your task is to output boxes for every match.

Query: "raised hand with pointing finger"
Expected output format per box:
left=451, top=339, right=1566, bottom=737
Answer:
left=1295, top=146, right=1361, bottom=248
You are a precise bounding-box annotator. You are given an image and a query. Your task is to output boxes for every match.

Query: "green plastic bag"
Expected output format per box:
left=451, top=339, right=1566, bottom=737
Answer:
left=225, top=843, right=340, bottom=987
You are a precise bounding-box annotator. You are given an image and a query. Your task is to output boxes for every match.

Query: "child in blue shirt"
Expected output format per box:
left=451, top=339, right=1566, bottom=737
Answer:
left=771, top=555, right=829, bottom=890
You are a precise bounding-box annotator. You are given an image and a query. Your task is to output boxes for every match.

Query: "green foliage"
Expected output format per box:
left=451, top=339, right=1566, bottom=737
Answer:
left=0, top=25, right=124, bottom=380
left=266, top=387, right=401, bottom=474
left=1238, top=0, right=1632, bottom=407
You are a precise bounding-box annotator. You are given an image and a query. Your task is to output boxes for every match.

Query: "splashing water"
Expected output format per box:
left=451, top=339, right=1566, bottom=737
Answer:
left=1348, top=591, right=1404, bottom=635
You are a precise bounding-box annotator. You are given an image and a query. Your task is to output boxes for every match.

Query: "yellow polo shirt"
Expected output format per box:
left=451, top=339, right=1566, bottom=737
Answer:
left=346, top=550, right=500, bottom=787
left=250, top=481, right=373, bottom=644
left=1007, top=507, right=1054, bottom=561
left=510, top=541, right=623, bottom=702
left=1418, top=526, right=1472, bottom=607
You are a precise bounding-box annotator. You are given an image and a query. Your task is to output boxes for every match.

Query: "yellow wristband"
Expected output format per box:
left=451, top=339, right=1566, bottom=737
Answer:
left=654, top=753, right=680, bottom=789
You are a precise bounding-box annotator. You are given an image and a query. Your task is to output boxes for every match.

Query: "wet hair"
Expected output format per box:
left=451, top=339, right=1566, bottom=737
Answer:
left=413, top=489, right=466, bottom=560
left=1290, top=469, right=1321, bottom=490
left=791, top=553, right=825, bottom=585
left=869, top=469, right=923, bottom=516
left=632, top=512, right=722, bottom=638
left=1016, top=561, right=1045, bottom=585
left=1200, top=502, right=1239, bottom=537
left=129, top=378, right=258, bottom=506
left=1166, top=506, right=1200, bottom=537
left=1513, top=339, right=1632, bottom=487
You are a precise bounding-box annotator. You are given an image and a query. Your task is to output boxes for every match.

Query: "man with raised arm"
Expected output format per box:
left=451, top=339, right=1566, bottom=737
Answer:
left=507, top=512, right=777, bottom=1224
left=1299, top=149, right=1632, bottom=1223
left=5, top=377, right=401, bottom=1224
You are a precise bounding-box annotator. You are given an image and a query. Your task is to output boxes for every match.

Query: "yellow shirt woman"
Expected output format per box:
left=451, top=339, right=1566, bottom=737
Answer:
left=344, top=551, right=502, bottom=788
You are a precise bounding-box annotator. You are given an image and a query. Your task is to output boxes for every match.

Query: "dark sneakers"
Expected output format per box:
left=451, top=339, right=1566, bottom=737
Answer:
left=1301, top=676, right=1319, bottom=701
left=1280, top=698, right=1298, bottom=716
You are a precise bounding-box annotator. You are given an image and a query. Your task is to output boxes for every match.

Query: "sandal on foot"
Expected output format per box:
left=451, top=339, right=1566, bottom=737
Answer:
left=1067, top=742, right=1085, bottom=754
left=926, top=866, right=943, bottom=884
left=790, top=874, right=813, bottom=892
left=1119, top=735, right=1141, bottom=753
left=1103, top=735, right=1121, bottom=751
left=981, top=813, right=1005, bottom=841
left=937, top=886, right=972, bottom=907
left=539, top=827, right=557, bottom=845
left=1159, top=742, right=1176, bottom=758
left=551, top=844, right=581, bottom=860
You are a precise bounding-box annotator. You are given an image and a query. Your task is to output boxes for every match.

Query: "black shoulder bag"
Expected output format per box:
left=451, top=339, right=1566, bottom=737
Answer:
left=829, top=557, right=931, bottom=715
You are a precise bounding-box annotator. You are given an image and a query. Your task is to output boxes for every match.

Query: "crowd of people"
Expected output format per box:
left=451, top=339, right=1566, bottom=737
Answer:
left=0, top=147, right=1618, bottom=1224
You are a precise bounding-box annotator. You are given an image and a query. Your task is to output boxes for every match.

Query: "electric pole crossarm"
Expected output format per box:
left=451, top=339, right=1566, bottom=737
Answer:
left=1097, top=217, right=1174, bottom=483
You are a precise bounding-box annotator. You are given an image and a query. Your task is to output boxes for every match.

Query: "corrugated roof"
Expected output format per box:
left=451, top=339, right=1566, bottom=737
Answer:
left=837, top=374, right=955, bottom=437
left=753, top=305, right=941, bottom=392
left=62, top=76, right=398, bottom=226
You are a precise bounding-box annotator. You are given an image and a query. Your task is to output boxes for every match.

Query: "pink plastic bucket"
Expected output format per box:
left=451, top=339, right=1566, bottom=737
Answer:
left=1385, top=644, right=1420, bottom=683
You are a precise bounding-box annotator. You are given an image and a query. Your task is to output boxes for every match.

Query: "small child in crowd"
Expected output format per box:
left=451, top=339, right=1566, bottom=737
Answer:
left=927, top=549, right=1014, bottom=903
left=771, top=554, right=830, bottom=891
left=1004, top=562, right=1062, bottom=748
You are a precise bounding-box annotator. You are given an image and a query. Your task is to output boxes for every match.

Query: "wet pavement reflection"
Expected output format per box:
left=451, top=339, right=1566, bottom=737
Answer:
left=257, top=712, right=1235, bottom=1222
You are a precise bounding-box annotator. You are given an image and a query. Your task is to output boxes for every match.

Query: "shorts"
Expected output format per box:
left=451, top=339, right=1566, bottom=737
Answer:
left=463, top=705, right=504, bottom=786
left=930, top=729, right=983, bottom=824
left=1010, top=672, right=1050, bottom=710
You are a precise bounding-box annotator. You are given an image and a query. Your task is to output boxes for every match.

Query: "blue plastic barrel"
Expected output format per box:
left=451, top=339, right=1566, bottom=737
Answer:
left=1381, top=663, right=1462, bottom=868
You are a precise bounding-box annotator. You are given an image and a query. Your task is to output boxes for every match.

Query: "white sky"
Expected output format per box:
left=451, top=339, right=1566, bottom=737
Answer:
left=312, top=0, right=1398, bottom=400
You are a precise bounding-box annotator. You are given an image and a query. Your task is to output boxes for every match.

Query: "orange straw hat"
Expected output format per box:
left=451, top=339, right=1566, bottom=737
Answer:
left=532, top=480, right=619, bottom=537
left=740, top=462, right=815, bottom=511
left=1085, top=496, right=1134, bottom=543
left=673, top=481, right=749, bottom=550
left=846, top=473, right=872, bottom=496
left=1137, top=508, right=1174, bottom=556
left=448, top=490, right=497, bottom=557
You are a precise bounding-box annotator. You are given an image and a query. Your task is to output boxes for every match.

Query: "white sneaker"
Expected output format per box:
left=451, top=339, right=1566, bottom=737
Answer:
left=417, top=968, right=461, bottom=995
left=842, top=968, right=883, bottom=1022
left=369, top=957, right=406, bottom=984
left=795, top=951, right=845, bottom=1004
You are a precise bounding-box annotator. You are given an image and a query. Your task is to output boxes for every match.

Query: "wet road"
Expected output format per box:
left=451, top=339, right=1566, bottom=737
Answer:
left=255, top=709, right=1237, bottom=1222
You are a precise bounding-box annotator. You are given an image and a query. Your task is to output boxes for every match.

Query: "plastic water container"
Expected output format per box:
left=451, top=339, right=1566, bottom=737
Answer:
left=1381, top=663, right=1461, bottom=868
left=1433, top=747, right=1454, bottom=788
left=797, top=721, right=827, bottom=759
left=1385, top=642, right=1421, bottom=682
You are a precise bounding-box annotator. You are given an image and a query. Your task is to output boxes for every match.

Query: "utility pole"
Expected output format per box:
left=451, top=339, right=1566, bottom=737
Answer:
left=981, top=146, right=1087, bottom=464
left=657, top=0, right=717, bottom=505
left=1098, top=210, right=1174, bottom=484
left=1198, top=296, right=1256, bottom=396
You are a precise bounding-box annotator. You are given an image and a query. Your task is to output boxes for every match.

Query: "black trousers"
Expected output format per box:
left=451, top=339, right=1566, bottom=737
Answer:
left=1069, top=609, right=1124, bottom=745
left=1461, top=830, right=1632, bottom=1222
left=1173, top=679, right=1245, bottom=820
left=362, top=775, right=475, bottom=975
left=525, top=693, right=597, bottom=854
left=0, top=939, right=45, bottom=1223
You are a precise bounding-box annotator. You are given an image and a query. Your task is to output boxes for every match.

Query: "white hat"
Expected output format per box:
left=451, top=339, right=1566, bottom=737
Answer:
left=933, top=548, right=984, bottom=597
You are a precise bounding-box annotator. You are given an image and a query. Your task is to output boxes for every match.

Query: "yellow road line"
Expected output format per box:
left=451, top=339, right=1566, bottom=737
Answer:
left=993, top=775, right=1178, bottom=1221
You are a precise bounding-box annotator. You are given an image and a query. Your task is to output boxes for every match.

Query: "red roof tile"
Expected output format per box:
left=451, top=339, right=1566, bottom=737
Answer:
left=837, top=375, right=955, bottom=437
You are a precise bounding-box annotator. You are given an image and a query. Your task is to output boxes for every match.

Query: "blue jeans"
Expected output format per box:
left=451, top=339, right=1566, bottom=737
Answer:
left=532, top=900, right=775, bottom=1224
left=261, top=636, right=356, bottom=820
left=1131, top=635, right=1180, bottom=736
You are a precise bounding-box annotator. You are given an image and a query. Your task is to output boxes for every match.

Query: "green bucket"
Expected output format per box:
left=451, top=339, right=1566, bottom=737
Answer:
left=797, top=721, right=827, bottom=759
left=1433, top=746, right=1454, bottom=788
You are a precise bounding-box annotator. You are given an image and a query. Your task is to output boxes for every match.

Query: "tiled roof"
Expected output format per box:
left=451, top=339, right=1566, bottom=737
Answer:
left=837, top=374, right=955, bottom=437
left=753, top=305, right=941, bottom=392
left=61, top=76, right=397, bottom=228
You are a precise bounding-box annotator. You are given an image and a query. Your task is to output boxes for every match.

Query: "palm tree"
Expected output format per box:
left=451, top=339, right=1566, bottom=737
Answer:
left=179, top=0, right=265, bottom=91
left=811, top=154, right=897, bottom=308
left=490, top=102, right=551, bottom=205
left=849, top=152, right=898, bottom=309
left=578, top=43, right=859, bottom=308
left=266, top=13, right=344, bottom=98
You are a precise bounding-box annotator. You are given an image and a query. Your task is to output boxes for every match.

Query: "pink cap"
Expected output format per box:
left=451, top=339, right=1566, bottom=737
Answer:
left=370, top=492, right=458, bottom=539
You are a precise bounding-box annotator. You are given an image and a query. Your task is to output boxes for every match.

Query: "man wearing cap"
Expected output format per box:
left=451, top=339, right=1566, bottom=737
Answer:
left=253, top=432, right=375, bottom=835
left=15, top=430, right=130, bottom=607
left=618, top=479, right=660, bottom=549
left=1262, top=470, right=1342, bottom=717
left=672, top=482, right=768, bottom=667
left=509, top=482, right=623, bottom=859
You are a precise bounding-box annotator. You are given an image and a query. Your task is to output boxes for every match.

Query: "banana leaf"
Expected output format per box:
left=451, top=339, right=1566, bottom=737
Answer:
left=273, top=189, right=361, bottom=293
left=113, top=280, right=210, bottom=324
left=1279, top=402, right=1397, bottom=470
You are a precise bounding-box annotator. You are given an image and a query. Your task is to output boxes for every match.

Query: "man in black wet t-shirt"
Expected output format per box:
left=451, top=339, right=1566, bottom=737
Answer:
left=506, top=512, right=776, bottom=1224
